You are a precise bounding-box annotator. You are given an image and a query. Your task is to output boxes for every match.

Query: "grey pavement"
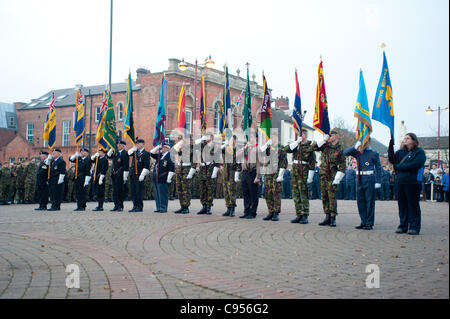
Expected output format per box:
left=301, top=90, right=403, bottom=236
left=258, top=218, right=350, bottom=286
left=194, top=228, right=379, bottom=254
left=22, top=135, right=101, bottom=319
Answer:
left=0, top=198, right=448, bottom=299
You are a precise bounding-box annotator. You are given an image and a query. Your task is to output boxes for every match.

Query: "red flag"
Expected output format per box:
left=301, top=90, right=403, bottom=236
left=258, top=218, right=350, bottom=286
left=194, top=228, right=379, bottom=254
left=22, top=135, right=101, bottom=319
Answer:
left=177, top=84, right=187, bottom=136
left=313, top=60, right=330, bottom=135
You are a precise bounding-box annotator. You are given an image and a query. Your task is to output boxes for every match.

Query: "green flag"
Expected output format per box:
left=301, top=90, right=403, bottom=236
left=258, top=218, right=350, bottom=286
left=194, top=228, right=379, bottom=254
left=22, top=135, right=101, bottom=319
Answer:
left=242, top=66, right=252, bottom=141
left=259, top=74, right=272, bottom=140
left=103, top=90, right=117, bottom=151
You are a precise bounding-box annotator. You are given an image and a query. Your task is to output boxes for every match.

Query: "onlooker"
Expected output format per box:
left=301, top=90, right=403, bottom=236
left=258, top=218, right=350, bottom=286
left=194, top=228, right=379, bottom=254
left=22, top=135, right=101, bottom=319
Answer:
left=443, top=168, right=449, bottom=203
left=422, top=168, right=434, bottom=201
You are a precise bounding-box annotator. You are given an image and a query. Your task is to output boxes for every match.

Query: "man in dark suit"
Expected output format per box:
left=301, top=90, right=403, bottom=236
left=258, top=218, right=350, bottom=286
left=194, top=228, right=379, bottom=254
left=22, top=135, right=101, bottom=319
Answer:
left=34, top=150, right=50, bottom=211
left=150, top=143, right=175, bottom=213
left=91, top=149, right=109, bottom=211
left=48, top=149, right=66, bottom=211
left=128, top=139, right=150, bottom=212
left=108, top=140, right=129, bottom=212
left=69, top=147, right=92, bottom=211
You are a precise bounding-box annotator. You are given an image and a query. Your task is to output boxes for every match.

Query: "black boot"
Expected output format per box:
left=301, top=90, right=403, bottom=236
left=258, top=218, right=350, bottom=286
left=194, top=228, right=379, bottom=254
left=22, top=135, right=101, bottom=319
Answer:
left=181, top=206, right=190, bottom=214
left=271, top=212, right=279, bottom=221
left=174, top=207, right=183, bottom=214
left=222, top=207, right=231, bottom=216
left=229, top=207, right=235, bottom=217
left=291, top=215, right=302, bottom=223
left=319, top=214, right=331, bottom=226
left=197, top=205, right=207, bottom=215
left=240, top=209, right=249, bottom=218
left=329, top=215, right=336, bottom=227
left=206, top=206, right=212, bottom=215
left=263, top=212, right=274, bottom=221
left=299, top=215, right=309, bottom=224
left=110, top=206, right=119, bottom=212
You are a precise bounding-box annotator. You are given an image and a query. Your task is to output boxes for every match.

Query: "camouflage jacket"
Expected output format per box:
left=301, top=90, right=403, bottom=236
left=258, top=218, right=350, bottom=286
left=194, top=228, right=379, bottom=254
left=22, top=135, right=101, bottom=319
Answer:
left=285, top=140, right=316, bottom=171
left=312, top=141, right=346, bottom=178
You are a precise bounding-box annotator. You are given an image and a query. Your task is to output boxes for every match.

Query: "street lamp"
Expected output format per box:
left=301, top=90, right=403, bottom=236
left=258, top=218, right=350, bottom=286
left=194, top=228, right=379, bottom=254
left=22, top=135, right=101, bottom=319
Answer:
left=178, top=55, right=215, bottom=136
left=426, top=105, right=449, bottom=168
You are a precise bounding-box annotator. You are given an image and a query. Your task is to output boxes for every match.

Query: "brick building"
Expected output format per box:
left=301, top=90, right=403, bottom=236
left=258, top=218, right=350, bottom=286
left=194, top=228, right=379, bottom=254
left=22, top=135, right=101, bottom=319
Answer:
left=6, top=58, right=266, bottom=162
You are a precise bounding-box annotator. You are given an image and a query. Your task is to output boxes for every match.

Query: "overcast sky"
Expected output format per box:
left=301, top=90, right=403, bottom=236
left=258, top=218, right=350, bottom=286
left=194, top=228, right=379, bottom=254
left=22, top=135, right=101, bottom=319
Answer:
left=1, top=0, right=448, bottom=146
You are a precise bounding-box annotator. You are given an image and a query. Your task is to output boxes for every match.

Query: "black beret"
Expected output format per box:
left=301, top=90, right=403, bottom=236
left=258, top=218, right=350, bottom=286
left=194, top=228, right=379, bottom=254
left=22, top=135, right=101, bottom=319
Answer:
left=54, top=148, right=62, bottom=153
left=136, top=138, right=145, bottom=144
left=40, top=150, right=49, bottom=155
left=80, top=147, right=89, bottom=152
left=119, top=140, right=127, bottom=145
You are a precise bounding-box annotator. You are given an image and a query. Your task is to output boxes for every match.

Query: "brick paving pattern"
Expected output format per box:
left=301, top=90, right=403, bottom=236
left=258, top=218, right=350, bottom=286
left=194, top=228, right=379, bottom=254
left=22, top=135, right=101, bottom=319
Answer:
left=0, top=198, right=448, bottom=299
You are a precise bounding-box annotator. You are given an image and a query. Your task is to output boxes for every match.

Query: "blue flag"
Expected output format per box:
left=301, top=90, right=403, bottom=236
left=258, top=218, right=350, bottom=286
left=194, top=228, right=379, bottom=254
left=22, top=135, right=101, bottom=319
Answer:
left=293, top=69, right=302, bottom=136
left=372, top=51, right=394, bottom=139
left=153, top=76, right=166, bottom=146
left=354, top=70, right=372, bottom=152
left=73, top=89, right=85, bottom=145
left=220, top=65, right=231, bottom=137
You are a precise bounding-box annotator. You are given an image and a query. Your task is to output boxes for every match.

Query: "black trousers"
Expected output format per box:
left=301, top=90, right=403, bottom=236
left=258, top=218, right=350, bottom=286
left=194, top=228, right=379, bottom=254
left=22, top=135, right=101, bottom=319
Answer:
left=112, top=172, right=126, bottom=208
left=75, top=177, right=87, bottom=209
left=397, top=183, right=422, bottom=233
left=93, top=181, right=105, bottom=208
left=37, top=183, right=49, bottom=208
left=50, top=181, right=63, bottom=209
left=130, top=174, right=144, bottom=210
left=241, top=169, right=259, bottom=217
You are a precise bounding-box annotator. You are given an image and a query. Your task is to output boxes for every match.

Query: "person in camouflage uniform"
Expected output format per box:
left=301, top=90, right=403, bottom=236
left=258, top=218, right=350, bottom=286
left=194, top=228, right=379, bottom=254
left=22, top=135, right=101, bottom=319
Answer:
left=195, top=134, right=218, bottom=215
left=15, top=162, right=27, bottom=204
left=172, top=134, right=195, bottom=214
left=0, top=163, right=12, bottom=205
left=24, top=161, right=38, bottom=204
left=285, top=130, right=316, bottom=224
left=312, top=128, right=346, bottom=227
left=104, top=160, right=113, bottom=202
left=66, top=165, right=76, bottom=202
left=260, top=134, right=288, bottom=221
left=222, top=135, right=240, bottom=217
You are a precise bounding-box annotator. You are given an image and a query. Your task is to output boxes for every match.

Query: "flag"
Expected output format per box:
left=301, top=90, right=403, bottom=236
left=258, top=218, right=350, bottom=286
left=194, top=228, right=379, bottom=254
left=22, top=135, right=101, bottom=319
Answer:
left=124, top=73, right=135, bottom=146
left=199, top=75, right=206, bottom=135
left=220, top=65, right=231, bottom=136
left=102, top=90, right=117, bottom=151
left=259, top=73, right=272, bottom=140
left=73, top=89, right=85, bottom=145
left=43, top=92, right=56, bottom=149
left=242, top=66, right=252, bottom=141
left=372, top=50, right=394, bottom=139
left=292, top=69, right=303, bottom=137
left=354, top=70, right=372, bottom=152
left=177, top=83, right=187, bottom=137
left=153, top=76, right=166, bottom=146
left=313, top=60, right=330, bottom=135
left=96, top=89, right=109, bottom=150
left=236, top=89, right=244, bottom=107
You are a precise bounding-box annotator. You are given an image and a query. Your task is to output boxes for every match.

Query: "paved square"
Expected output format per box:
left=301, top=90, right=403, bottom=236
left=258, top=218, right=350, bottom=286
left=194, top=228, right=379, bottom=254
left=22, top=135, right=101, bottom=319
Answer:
left=0, top=199, right=448, bottom=299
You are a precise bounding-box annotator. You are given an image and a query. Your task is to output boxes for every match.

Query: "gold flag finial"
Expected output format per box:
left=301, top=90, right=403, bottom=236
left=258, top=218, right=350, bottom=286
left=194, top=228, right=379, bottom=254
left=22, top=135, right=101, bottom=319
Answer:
left=381, top=43, right=386, bottom=50
left=320, top=55, right=322, bottom=62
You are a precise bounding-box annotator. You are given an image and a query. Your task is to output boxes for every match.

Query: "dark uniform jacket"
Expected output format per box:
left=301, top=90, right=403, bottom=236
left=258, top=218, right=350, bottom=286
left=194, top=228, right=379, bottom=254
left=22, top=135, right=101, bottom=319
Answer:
left=69, top=156, right=91, bottom=180
left=49, top=157, right=66, bottom=183
left=36, top=161, right=49, bottom=186
left=343, top=147, right=382, bottom=184
left=92, top=156, right=109, bottom=183
left=109, top=149, right=129, bottom=177
left=131, top=149, right=150, bottom=177
left=151, top=151, right=174, bottom=184
left=389, top=147, right=426, bottom=184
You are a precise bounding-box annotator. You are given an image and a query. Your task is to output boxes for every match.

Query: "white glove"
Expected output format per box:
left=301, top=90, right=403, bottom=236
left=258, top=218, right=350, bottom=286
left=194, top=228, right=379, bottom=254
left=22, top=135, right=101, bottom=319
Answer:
left=167, top=171, right=175, bottom=183
left=139, top=168, right=150, bottom=182
left=317, top=134, right=329, bottom=148
left=332, top=171, right=345, bottom=185
left=70, top=154, right=76, bottom=161
left=186, top=167, right=196, bottom=179
left=99, top=174, right=105, bottom=185
left=211, top=166, right=219, bottom=179
left=123, top=171, right=129, bottom=183
left=307, top=170, right=315, bottom=184
left=194, top=138, right=203, bottom=145
left=84, top=176, right=91, bottom=187
left=323, top=134, right=330, bottom=142
left=58, top=174, right=65, bottom=184
left=150, top=145, right=162, bottom=154
left=234, top=171, right=240, bottom=182
left=44, top=158, right=50, bottom=165
left=47, top=154, right=53, bottom=160
left=91, top=152, right=99, bottom=161
left=289, top=137, right=301, bottom=151
left=173, top=140, right=184, bottom=152
left=107, top=148, right=114, bottom=157
left=201, top=135, right=208, bottom=141
left=75, top=151, right=80, bottom=157
left=128, top=146, right=138, bottom=155
left=221, top=140, right=229, bottom=150
left=260, top=139, right=272, bottom=152
left=354, top=141, right=362, bottom=150
left=375, top=183, right=381, bottom=189
left=276, top=168, right=285, bottom=182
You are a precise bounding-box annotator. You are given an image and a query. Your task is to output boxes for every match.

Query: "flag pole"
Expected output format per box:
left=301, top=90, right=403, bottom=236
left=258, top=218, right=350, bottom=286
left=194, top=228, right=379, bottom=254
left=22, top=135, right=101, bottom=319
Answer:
left=109, top=0, right=113, bottom=90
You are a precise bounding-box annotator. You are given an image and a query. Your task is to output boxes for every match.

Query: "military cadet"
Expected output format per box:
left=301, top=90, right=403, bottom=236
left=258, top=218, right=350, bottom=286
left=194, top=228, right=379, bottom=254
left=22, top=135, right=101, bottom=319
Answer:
left=108, top=140, right=129, bottom=212
left=150, top=143, right=175, bottom=213
left=15, top=162, right=26, bottom=204
left=48, top=149, right=66, bottom=211
left=0, top=163, right=12, bottom=205
left=91, top=149, right=109, bottom=211
left=285, top=130, right=316, bottom=224
left=24, top=161, right=37, bottom=204
left=344, top=138, right=382, bottom=230
left=382, top=166, right=391, bottom=200
left=312, top=129, right=346, bottom=227
left=344, top=165, right=356, bottom=200
left=105, top=160, right=114, bottom=202
left=195, top=134, right=218, bottom=215
left=34, top=151, right=50, bottom=210
left=128, top=139, right=151, bottom=212
left=173, top=134, right=195, bottom=214
left=9, top=163, right=17, bottom=204
left=260, top=134, right=288, bottom=221
left=66, top=165, right=76, bottom=202
left=69, top=148, right=92, bottom=211
left=222, top=135, right=240, bottom=217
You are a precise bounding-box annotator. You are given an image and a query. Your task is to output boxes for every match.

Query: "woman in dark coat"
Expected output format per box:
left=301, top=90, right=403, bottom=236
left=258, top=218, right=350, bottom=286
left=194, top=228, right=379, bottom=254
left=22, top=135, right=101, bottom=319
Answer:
left=388, top=133, right=426, bottom=235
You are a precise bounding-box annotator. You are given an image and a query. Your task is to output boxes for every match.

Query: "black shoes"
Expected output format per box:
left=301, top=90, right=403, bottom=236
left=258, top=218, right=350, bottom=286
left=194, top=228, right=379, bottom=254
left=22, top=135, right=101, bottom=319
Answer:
left=246, top=215, right=256, bottom=219
left=407, top=230, right=419, bottom=235
left=47, top=207, right=60, bottom=211
left=291, top=215, right=302, bottom=223
left=174, top=207, right=183, bottom=214
left=329, top=216, right=336, bottom=227
left=181, top=207, right=190, bottom=214
left=263, top=212, right=274, bottom=221
left=206, top=206, right=212, bottom=215
left=363, top=225, right=373, bottom=230
left=229, top=207, right=235, bottom=217
left=74, top=207, right=85, bottom=211
left=395, top=228, right=407, bottom=234
left=355, top=224, right=365, bottom=229
left=129, top=207, right=137, bottom=212
left=222, top=208, right=231, bottom=216
left=299, top=215, right=309, bottom=224
left=34, top=207, right=47, bottom=211
left=197, top=205, right=207, bottom=215
left=110, top=206, right=119, bottom=211
left=319, top=214, right=331, bottom=226
left=271, top=213, right=279, bottom=221
left=93, top=207, right=103, bottom=211
left=117, top=207, right=123, bottom=212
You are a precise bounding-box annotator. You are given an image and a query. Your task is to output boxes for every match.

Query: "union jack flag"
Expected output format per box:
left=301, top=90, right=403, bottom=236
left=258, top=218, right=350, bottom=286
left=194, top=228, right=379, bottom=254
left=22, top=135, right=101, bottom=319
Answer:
left=236, top=89, right=244, bottom=107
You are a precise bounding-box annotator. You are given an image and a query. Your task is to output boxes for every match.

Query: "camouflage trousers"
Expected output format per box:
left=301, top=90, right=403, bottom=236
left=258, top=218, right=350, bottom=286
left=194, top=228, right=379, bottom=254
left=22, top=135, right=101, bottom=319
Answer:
left=16, top=187, right=25, bottom=202
left=223, top=170, right=237, bottom=208
left=292, top=166, right=309, bottom=216
left=199, top=178, right=215, bottom=207
left=176, top=165, right=192, bottom=207
left=24, top=183, right=36, bottom=202
left=265, top=173, right=282, bottom=213
left=320, top=174, right=338, bottom=216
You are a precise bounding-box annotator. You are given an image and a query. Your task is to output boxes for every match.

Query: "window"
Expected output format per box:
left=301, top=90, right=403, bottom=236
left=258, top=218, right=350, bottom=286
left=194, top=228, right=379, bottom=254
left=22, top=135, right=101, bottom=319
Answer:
left=62, top=120, right=71, bottom=146
left=185, top=110, right=192, bottom=134
left=26, top=122, right=34, bottom=144
left=117, top=102, right=124, bottom=121
left=18, top=157, right=23, bottom=162
left=8, top=117, right=15, bottom=128
left=95, top=105, right=101, bottom=123
left=214, top=102, right=221, bottom=134
left=9, top=157, right=15, bottom=164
